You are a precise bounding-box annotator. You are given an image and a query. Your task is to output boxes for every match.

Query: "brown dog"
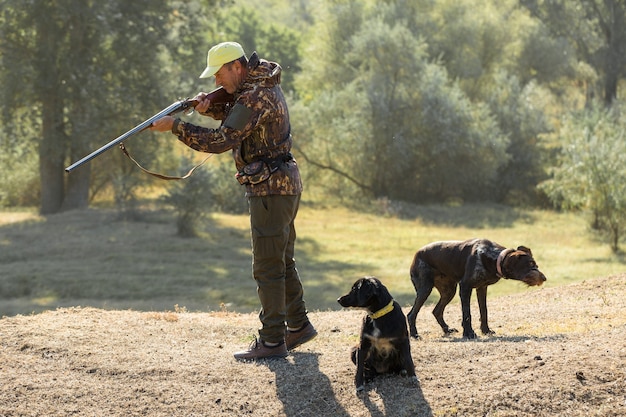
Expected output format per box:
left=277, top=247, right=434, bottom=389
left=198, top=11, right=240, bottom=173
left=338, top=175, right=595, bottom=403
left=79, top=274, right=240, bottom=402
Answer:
left=407, top=238, right=546, bottom=339
left=338, top=276, right=418, bottom=392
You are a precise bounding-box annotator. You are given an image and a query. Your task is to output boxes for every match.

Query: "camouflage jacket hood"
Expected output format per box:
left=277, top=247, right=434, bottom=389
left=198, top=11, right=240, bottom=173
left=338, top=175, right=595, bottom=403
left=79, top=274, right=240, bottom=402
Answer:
left=240, top=52, right=282, bottom=92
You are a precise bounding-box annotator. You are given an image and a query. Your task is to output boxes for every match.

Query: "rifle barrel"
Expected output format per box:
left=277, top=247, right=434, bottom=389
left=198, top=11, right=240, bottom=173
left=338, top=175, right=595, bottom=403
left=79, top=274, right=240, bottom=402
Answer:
left=64, top=100, right=190, bottom=173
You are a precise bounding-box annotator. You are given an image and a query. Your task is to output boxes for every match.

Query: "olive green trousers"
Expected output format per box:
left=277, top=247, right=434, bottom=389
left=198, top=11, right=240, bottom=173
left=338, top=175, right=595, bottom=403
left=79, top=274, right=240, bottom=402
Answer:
left=248, top=194, right=308, bottom=344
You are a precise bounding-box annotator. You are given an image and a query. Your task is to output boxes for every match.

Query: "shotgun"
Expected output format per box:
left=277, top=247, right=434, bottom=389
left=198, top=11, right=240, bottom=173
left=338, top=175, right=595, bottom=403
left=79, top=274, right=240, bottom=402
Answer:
left=64, top=87, right=234, bottom=173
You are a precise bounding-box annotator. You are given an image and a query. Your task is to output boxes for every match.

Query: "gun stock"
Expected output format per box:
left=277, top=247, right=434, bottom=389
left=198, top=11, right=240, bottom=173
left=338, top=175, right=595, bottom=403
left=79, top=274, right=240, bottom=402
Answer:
left=64, top=86, right=234, bottom=173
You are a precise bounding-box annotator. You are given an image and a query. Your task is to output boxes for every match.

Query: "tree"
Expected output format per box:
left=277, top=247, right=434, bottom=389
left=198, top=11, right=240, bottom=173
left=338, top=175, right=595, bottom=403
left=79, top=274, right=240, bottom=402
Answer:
left=409, top=0, right=554, bottom=204
left=540, top=103, right=626, bottom=252
left=0, top=1, right=174, bottom=214
left=292, top=0, right=510, bottom=203
left=486, top=72, right=552, bottom=204
left=213, top=6, right=302, bottom=93
left=0, top=0, right=223, bottom=215
left=521, top=0, right=626, bottom=107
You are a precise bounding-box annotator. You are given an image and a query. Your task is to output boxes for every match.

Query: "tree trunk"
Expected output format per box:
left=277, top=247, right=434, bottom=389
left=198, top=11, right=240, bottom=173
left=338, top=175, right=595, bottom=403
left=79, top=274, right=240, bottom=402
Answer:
left=37, top=10, right=66, bottom=215
left=603, top=0, right=626, bottom=106
left=39, top=105, right=66, bottom=215
left=61, top=106, right=93, bottom=211
left=62, top=165, right=91, bottom=211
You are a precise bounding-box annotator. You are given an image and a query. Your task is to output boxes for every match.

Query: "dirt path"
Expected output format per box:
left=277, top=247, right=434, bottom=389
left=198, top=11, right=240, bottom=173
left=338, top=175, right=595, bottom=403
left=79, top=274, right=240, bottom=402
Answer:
left=1, top=275, right=625, bottom=416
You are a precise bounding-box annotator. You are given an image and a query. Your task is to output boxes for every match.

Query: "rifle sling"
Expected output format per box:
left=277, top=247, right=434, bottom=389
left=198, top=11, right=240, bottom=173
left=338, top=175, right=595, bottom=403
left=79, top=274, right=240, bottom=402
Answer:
left=118, top=142, right=212, bottom=181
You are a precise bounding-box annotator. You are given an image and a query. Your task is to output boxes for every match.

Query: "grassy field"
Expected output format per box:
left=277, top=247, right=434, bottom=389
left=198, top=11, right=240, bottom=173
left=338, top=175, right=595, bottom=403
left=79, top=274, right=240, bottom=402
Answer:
left=1, top=201, right=624, bottom=317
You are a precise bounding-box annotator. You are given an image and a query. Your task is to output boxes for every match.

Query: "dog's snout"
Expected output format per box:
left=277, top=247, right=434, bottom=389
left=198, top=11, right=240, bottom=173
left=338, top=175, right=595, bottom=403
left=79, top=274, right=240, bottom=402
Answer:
left=337, top=295, right=348, bottom=307
left=524, top=270, right=546, bottom=286
left=338, top=292, right=358, bottom=308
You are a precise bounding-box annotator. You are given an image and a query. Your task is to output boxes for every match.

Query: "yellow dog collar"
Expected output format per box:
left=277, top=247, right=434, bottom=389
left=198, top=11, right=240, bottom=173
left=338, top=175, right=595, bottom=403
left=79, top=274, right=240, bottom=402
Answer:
left=369, top=300, right=395, bottom=319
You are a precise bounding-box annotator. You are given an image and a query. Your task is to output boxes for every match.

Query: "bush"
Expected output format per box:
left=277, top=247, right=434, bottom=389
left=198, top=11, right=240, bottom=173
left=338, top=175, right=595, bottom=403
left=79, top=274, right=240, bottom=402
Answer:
left=0, top=144, right=39, bottom=207
left=161, top=157, right=215, bottom=237
left=540, top=103, right=626, bottom=252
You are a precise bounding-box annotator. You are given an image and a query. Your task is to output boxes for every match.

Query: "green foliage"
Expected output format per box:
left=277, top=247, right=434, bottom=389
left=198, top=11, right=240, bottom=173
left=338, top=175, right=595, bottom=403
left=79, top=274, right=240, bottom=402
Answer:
left=295, top=0, right=365, bottom=93
left=0, top=109, right=40, bottom=207
left=294, top=0, right=512, bottom=203
left=486, top=72, right=552, bottom=204
left=396, top=0, right=553, bottom=203
left=160, top=156, right=216, bottom=237
left=1, top=0, right=626, bottom=215
left=212, top=7, right=302, bottom=93
left=202, top=159, right=248, bottom=214
left=160, top=155, right=247, bottom=237
left=0, top=147, right=39, bottom=207
left=520, top=0, right=626, bottom=106
left=0, top=0, right=225, bottom=213
left=540, top=102, right=626, bottom=252
left=517, top=21, right=578, bottom=85
left=412, top=65, right=509, bottom=202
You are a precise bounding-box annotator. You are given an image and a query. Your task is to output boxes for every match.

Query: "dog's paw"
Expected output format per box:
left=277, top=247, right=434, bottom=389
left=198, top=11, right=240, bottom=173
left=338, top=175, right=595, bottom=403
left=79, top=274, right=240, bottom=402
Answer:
left=463, top=330, right=478, bottom=339
left=401, top=370, right=420, bottom=386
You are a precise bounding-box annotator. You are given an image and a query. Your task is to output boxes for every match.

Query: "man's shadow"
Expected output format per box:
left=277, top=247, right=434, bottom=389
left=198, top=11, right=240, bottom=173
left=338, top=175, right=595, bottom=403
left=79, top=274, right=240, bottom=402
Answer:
left=267, top=352, right=350, bottom=417
left=267, top=352, right=433, bottom=417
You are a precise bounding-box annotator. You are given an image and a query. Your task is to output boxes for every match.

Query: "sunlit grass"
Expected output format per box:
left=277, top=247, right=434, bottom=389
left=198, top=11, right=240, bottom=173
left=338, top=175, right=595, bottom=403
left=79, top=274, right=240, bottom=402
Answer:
left=301, top=204, right=622, bottom=292
left=1, top=202, right=623, bottom=316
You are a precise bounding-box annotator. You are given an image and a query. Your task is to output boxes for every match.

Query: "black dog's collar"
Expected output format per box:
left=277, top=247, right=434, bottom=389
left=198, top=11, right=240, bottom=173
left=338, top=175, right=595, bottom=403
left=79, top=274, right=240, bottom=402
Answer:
left=496, top=248, right=514, bottom=278
left=369, top=300, right=395, bottom=319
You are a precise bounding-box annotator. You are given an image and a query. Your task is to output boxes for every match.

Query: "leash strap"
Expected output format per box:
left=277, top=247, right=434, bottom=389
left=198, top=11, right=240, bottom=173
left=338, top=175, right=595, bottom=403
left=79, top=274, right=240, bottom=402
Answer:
left=118, top=142, right=213, bottom=181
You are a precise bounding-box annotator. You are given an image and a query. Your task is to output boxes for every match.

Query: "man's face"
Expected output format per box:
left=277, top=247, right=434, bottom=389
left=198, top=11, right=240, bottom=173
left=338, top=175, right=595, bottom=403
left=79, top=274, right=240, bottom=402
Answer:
left=214, top=61, right=244, bottom=94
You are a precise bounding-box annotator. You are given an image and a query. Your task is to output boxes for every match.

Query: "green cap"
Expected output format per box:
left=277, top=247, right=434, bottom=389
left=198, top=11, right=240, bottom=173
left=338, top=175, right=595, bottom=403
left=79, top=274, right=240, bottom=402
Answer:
left=199, top=41, right=246, bottom=78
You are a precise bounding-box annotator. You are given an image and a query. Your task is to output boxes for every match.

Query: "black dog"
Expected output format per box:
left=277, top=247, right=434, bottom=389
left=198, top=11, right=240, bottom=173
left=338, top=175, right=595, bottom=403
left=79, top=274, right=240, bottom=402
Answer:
left=338, top=276, right=418, bottom=392
left=407, top=238, right=547, bottom=339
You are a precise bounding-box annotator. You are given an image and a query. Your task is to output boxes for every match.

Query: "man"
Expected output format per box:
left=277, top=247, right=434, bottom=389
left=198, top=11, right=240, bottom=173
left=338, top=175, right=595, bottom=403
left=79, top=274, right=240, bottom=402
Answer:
left=151, top=41, right=316, bottom=360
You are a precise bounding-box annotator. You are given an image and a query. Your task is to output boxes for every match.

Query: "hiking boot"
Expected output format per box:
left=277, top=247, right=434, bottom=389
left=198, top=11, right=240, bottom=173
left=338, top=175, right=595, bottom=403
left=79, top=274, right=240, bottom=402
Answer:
left=233, top=338, right=288, bottom=361
left=285, top=321, right=318, bottom=350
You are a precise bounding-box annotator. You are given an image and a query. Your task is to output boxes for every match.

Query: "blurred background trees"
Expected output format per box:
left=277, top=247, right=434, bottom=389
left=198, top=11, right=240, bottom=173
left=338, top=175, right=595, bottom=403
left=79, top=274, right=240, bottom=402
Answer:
left=0, top=0, right=220, bottom=215
left=540, top=103, right=626, bottom=252
left=1, top=0, right=626, bottom=248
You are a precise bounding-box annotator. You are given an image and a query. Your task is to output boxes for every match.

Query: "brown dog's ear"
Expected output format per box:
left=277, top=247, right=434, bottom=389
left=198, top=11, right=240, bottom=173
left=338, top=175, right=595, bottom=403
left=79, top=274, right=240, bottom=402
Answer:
left=517, top=245, right=532, bottom=255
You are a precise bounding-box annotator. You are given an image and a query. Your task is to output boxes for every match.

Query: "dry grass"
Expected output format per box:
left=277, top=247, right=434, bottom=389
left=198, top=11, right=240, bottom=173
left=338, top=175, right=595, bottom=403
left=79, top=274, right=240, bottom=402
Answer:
left=1, top=274, right=625, bottom=416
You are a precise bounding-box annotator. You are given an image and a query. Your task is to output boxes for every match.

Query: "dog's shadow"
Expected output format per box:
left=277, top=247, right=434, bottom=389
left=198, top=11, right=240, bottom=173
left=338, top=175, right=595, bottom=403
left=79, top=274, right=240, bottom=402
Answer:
left=266, top=352, right=351, bottom=417
left=441, top=334, right=568, bottom=344
left=358, top=375, right=434, bottom=417
left=265, top=352, right=433, bottom=416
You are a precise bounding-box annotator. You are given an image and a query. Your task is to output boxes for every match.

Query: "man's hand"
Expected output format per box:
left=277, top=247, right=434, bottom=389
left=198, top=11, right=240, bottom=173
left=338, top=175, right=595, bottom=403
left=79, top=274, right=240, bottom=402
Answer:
left=150, top=116, right=175, bottom=132
left=192, top=92, right=212, bottom=114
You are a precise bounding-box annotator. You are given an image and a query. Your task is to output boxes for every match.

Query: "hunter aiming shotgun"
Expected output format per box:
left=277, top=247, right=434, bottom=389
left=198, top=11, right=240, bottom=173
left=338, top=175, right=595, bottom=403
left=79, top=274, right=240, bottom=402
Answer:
left=64, top=86, right=234, bottom=178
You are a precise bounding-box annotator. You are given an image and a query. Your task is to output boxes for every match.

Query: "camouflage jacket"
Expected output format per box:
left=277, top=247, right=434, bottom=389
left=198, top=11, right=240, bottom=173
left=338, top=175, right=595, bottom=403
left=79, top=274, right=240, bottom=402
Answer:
left=172, top=53, right=302, bottom=197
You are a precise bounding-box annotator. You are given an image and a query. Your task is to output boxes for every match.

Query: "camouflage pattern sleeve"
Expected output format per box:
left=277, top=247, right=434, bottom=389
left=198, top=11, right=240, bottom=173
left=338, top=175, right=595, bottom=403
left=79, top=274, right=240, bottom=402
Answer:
left=198, top=102, right=229, bottom=121
left=174, top=120, right=239, bottom=155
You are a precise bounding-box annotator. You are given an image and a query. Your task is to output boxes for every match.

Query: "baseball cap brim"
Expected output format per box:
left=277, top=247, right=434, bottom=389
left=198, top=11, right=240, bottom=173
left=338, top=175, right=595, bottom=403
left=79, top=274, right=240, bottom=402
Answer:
left=199, top=65, right=222, bottom=79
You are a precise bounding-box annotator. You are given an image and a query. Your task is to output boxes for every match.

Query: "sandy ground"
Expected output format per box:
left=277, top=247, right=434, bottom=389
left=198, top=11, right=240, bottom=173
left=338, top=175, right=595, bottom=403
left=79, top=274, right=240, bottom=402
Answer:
left=1, top=274, right=625, bottom=416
